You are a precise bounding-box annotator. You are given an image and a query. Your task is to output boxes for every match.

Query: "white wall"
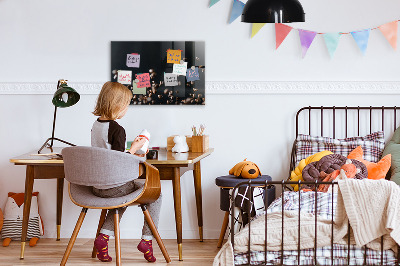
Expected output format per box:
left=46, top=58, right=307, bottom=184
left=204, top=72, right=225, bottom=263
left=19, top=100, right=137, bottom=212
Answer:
left=1, top=0, right=400, bottom=240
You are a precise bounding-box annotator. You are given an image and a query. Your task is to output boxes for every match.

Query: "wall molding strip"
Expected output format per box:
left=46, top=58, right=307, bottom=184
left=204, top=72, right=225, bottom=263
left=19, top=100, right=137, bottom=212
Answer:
left=0, top=81, right=399, bottom=95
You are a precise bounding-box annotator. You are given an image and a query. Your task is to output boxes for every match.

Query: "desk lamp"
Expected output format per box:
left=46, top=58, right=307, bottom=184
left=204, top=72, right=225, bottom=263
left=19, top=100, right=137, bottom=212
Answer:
left=241, top=0, right=305, bottom=23
left=38, top=79, right=80, bottom=154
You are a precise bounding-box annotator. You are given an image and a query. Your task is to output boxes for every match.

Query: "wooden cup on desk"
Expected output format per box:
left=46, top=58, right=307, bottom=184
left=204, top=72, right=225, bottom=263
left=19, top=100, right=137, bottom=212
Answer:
left=191, top=135, right=209, bottom=152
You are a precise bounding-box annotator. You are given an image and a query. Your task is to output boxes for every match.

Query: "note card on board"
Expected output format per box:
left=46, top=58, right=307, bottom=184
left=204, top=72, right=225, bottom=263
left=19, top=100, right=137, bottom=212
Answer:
left=167, top=49, right=182, bottom=64
left=126, top=53, right=140, bottom=68
left=164, top=73, right=179, bottom=86
left=136, top=73, right=151, bottom=88
left=132, top=82, right=146, bottom=95
left=117, top=70, right=132, bottom=84
left=186, top=67, right=200, bottom=82
left=173, top=62, right=187, bottom=76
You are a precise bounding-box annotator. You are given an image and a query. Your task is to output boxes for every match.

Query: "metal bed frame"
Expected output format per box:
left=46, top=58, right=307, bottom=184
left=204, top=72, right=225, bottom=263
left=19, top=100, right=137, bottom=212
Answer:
left=230, top=106, right=400, bottom=266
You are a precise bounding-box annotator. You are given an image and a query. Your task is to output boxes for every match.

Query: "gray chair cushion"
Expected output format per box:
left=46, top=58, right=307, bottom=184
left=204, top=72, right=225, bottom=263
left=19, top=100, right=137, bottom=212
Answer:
left=69, top=180, right=145, bottom=208
left=62, top=146, right=145, bottom=188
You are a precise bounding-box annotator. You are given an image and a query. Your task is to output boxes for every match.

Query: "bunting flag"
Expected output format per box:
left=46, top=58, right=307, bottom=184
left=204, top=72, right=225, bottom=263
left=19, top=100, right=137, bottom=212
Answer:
left=323, top=33, right=341, bottom=58
left=351, top=29, right=370, bottom=55
left=209, top=0, right=220, bottom=7
left=251, top=23, right=266, bottom=38
left=229, top=0, right=245, bottom=24
left=275, top=23, right=293, bottom=49
left=298, top=29, right=317, bottom=58
left=378, top=21, right=398, bottom=50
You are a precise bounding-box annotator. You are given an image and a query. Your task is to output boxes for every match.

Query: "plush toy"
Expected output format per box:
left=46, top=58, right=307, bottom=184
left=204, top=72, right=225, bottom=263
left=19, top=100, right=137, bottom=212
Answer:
left=289, top=150, right=333, bottom=191
left=1, top=192, right=44, bottom=247
left=172, top=135, right=189, bottom=153
left=229, top=159, right=261, bottom=179
left=348, top=146, right=391, bottom=180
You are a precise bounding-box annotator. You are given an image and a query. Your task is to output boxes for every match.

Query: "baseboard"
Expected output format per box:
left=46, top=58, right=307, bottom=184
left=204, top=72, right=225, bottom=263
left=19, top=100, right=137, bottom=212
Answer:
left=1, top=81, right=399, bottom=95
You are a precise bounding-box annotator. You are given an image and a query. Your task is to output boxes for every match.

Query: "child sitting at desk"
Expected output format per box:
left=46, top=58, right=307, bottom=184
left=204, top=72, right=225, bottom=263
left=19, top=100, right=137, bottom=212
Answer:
left=91, top=81, right=162, bottom=263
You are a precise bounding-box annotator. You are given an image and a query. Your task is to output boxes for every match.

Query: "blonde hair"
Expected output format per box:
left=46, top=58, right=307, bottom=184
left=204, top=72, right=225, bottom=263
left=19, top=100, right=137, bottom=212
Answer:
left=93, top=82, right=133, bottom=120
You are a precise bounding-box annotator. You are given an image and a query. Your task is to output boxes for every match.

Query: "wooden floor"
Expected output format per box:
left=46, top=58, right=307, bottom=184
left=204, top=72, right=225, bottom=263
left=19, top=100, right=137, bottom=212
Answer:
left=0, top=239, right=221, bottom=265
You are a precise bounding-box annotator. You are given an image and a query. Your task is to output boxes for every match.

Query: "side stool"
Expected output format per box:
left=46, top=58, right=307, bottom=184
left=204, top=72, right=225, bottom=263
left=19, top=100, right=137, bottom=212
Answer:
left=215, top=175, right=275, bottom=248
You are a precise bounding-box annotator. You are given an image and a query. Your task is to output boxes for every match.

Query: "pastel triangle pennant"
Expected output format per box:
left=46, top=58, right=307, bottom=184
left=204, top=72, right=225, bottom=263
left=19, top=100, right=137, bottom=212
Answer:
left=323, top=33, right=341, bottom=58
left=351, top=29, right=370, bottom=55
left=229, top=0, right=245, bottom=24
left=209, top=0, right=220, bottom=7
left=298, top=29, right=317, bottom=58
left=378, top=21, right=398, bottom=50
left=275, top=23, right=293, bottom=49
left=251, top=23, right=266, bottom=38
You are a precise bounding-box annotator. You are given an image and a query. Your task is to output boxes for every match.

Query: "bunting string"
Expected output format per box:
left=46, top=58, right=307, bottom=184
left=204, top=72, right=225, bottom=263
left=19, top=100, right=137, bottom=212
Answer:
left=286, top=20, right=400, bottom=35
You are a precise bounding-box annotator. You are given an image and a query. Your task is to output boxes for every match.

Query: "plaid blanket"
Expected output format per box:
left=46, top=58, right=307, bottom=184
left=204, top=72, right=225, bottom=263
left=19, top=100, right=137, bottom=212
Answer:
left=234, top=191, right=397, bottom=265
left=235, top=244, right=397, bottom=265
left=266, top=190, right=336, bottom=220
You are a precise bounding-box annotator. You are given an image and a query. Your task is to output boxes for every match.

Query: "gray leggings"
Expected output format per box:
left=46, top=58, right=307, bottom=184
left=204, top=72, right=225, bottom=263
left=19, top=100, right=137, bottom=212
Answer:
left=92, top=180, right=162, bottom=240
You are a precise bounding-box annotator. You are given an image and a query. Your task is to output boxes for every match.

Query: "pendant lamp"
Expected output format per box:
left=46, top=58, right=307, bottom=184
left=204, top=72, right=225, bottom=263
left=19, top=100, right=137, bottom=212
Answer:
left=38, top=79, right=80, bottom=154
left=241, top=0, right=305, bottom=23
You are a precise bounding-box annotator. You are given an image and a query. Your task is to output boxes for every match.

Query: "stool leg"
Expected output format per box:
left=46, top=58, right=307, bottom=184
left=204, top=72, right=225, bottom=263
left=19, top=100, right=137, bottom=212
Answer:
left=217, top=211, right=230, bottom=248
left=92, top=209, right=107, bottom=258
left=114, top=209, right=121, bottom=266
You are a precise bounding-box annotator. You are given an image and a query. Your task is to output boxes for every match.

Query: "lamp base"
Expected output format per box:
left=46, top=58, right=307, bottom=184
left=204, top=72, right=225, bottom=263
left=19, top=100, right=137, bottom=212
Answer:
left=38, top=137, right=76, bottom=154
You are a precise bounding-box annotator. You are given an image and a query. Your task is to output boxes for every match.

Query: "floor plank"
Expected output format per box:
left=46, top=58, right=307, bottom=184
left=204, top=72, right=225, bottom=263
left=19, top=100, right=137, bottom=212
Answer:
left=0, top=239, right=221, bottom=265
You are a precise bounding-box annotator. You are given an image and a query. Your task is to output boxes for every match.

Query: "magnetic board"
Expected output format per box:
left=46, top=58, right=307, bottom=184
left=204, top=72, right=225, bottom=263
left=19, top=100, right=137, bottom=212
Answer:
left=111, top=41, right=205, bottom=105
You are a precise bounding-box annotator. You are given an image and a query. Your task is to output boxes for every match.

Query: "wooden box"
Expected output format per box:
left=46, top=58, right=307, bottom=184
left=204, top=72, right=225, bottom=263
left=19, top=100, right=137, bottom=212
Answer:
left=191, top=135, right=209, bottom=153
left=167, top=135, right=192, bottom=151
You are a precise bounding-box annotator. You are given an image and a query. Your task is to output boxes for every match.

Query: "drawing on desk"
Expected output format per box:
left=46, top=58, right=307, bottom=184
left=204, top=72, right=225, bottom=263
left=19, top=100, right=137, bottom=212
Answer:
left=31, top=153, right=62, bottom=159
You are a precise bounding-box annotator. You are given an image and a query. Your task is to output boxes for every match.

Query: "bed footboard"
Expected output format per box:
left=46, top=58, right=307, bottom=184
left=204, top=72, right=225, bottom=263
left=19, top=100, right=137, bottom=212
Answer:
left=230, top=180, right=400, bottom=266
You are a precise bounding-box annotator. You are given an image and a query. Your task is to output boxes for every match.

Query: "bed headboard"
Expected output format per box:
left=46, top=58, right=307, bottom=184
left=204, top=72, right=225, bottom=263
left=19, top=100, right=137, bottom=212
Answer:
left=290, top=106, right=400, bottom=179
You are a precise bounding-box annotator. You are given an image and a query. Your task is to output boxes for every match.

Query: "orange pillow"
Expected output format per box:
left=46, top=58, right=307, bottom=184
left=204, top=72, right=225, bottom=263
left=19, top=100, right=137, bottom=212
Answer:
left=347, top=146, right=391, bottom=180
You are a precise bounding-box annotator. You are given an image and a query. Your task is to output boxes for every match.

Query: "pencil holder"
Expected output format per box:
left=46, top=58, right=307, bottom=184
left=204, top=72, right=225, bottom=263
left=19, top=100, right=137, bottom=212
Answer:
left=191, top=135, right=209, bottom=153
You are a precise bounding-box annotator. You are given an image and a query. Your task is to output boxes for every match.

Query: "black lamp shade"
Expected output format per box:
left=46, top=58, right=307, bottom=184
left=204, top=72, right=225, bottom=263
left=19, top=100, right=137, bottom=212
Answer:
left=241, top=0, right=305, bottom=23
left=52, top=84, right=80, bottom=108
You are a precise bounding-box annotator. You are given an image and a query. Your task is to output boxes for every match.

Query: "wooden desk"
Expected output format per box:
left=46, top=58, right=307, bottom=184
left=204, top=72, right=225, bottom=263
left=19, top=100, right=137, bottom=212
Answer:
left=10, top=147, right=213, bottom=261
left=9, top=148, right=64, bottom=259
left=146, top=148, right=213, bottom=260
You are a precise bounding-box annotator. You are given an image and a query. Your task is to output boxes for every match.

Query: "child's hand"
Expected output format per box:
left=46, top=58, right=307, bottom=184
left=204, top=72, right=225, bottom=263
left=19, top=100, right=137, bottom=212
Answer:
left=129, top=137, right=147, bottom=155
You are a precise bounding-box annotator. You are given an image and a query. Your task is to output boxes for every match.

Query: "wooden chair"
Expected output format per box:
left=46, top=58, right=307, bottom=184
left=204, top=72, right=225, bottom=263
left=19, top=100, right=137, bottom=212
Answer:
left=60, top=146, right=171, bottom=265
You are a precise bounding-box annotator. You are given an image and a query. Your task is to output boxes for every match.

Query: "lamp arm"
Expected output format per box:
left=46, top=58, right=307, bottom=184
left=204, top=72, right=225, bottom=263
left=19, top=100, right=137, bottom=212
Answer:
left=50, top=105, right=57, bottom=148
left=50, top=79, right=61, bottom=148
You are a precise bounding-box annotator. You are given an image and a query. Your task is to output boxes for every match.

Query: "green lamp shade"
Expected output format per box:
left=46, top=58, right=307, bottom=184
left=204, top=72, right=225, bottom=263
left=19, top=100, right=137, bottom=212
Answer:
left=52, top=84, right=80, bottom=108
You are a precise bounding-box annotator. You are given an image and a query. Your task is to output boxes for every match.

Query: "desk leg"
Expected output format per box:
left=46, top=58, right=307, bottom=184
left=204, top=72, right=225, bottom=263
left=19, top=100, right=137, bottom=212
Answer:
left=172, top=167, right=183, bottom=261
left=20, top=165, right=35, bottom=259
left=193, top=161, right=203, bottom=242
left=56, top=178, right=64, bottom=241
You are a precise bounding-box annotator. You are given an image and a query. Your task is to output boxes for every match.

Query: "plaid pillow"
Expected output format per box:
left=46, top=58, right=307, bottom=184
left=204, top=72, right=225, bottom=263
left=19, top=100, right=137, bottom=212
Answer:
left=295, top=131, right=385, bottom=166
